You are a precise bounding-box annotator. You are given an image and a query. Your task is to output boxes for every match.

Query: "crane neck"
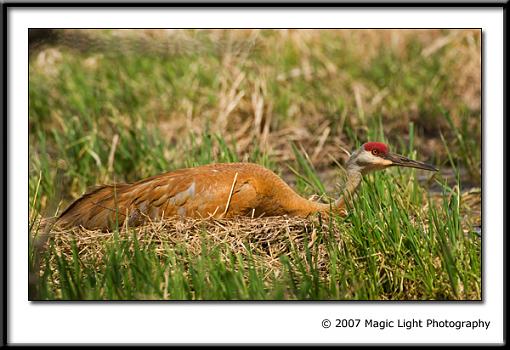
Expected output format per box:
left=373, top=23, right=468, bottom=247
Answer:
left=334, top=168, right=362, bottom=210
left=289, top=163, right=363, bottom=218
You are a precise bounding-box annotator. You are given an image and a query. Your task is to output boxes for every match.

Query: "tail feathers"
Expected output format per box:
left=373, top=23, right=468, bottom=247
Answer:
left=57, top=184, right=130, bottom=231
left=33, top=216, right=58, bottom=234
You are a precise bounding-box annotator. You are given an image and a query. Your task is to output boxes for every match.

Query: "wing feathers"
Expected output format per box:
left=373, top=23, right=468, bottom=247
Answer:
left=57, top=173, right=200, bottom=230
left=55, top=163, right=297, bottom=230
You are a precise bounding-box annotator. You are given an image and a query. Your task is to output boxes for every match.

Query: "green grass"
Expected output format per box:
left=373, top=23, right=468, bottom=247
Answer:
left=29, top=29, right=481, bottom=300
left=30, top=164, right=480, bottom=300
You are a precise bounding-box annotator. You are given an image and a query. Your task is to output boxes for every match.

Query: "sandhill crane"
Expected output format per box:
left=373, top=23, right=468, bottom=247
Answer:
left=56, top=142, right=437, bottom=231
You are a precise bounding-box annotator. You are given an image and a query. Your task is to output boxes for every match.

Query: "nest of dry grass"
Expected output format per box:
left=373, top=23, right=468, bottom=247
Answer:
left=35, top=216, right=344, bottom=274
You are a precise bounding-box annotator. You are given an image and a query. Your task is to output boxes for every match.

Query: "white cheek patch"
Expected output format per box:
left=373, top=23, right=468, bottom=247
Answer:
left=367, top=152, right=392, bottom=166
left=380, top=158, right=393, bottom=166
left=356, top=152, right=393, bottom=174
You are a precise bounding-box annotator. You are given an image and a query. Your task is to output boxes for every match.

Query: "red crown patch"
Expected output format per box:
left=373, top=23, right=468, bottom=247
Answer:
left=363, top=142, right=389, bottom=155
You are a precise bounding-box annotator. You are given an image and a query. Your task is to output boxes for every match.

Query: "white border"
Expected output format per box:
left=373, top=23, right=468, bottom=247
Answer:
left=9, top=8, right=504, bottom=344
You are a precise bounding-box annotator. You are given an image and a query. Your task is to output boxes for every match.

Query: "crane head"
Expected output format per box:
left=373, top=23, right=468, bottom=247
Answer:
left=347, top=141, right=438, bottom=174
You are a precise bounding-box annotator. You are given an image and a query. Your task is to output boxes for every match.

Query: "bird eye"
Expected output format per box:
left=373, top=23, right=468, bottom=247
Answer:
left=371, top=149, right=379, bottom=156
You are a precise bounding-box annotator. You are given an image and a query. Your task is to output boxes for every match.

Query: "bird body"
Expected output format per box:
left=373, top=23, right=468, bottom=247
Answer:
left=57, top=162, right=333, bottom=230
left=56, top=142, right=437, bottom=231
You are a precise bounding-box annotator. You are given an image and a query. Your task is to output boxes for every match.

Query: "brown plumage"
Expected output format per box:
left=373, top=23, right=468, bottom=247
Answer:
left=56, top=142, right=437, bottom=231
left=57, top=163, right=335, bottom=231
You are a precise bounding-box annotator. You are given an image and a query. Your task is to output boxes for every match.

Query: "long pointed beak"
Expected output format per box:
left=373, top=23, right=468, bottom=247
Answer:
left=385, top=153, right=438, bottom=172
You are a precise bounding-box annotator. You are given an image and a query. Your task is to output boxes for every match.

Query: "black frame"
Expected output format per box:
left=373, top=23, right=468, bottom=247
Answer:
left=2, top=1, right=506, bottom=346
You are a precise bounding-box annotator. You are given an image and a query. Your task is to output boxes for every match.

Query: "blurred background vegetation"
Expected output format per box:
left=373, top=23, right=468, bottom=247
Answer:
left=29, top=29, right=480, bottom=215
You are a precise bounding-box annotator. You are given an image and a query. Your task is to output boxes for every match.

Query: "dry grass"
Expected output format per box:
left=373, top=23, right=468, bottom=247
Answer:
left=37, top=216, right=339, bottom=277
